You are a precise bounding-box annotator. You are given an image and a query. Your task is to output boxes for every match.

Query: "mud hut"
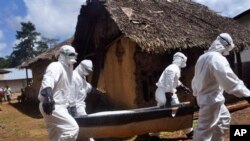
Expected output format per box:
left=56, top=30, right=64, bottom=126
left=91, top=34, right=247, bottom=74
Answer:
left=72, top=0, right=250, bottom=109
left=20, top=0, right=250, bottom=108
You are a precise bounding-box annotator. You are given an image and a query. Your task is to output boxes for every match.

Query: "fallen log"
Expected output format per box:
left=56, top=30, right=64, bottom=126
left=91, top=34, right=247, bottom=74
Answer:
left=227, top=101, right=250, bottom=113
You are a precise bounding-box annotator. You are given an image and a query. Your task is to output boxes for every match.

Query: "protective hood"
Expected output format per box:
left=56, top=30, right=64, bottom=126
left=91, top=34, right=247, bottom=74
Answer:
left=172, top=52, right=187, bottom=68
left=208, top=33, right=235, bottom=56
left=58, top=45, right=78, bottom=66
left=75, top=60, right=93, bottom=77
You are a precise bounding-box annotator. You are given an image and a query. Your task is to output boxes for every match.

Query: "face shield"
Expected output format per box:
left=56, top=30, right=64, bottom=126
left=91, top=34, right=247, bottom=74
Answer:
left=173, top=52, right=187, bottom=68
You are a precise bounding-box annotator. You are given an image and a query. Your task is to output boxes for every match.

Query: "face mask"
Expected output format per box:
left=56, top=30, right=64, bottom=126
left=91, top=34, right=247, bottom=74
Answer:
left=82, top=68, right=90, bottom=76
left=78, top=66, right=92, bottom=77
left=222, top=51, right=230, bottom=56
left=219, top=35, right=235, bottom=56
left=180, top=61, right=186, bottom=68
left=222, top=43, right=235, bottom=56
left=68, top=56, right=77, bottom=64
left=64, top=52, right=77, bottom=65
left=173, top=57, right=186, bottom=68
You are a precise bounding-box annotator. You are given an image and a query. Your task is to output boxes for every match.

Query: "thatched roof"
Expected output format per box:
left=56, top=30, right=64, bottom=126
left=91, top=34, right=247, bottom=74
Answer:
left=102, top=0, right=250, bottom=53
left=19, top=37, right=74, bottom=68
left=20, top=0, right=250, bottom=68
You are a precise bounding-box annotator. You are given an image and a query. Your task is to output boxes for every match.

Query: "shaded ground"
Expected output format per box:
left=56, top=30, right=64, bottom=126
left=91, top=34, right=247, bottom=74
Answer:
left=0, top=94, right=250, bottom=141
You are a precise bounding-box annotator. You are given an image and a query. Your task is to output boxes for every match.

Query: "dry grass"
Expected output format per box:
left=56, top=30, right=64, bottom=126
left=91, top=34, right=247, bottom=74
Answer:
left=0, top=94, right=48, bottom=141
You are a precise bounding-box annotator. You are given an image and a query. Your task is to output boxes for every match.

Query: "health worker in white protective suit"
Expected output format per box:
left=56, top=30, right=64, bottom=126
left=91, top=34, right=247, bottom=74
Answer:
left=68, top=60, right=103, bottom=141
left=38, top=45, right=79, bottom=141
left=68, top=60, right=93, bottom=118
left=68, top=59, right=103, bottom=118
left=192, top=33, right=250, bottom=141
left=154, top=52, right=194, bottom=138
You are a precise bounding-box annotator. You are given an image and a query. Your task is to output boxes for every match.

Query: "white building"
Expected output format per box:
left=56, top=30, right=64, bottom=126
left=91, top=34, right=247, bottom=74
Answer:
left=0, top=68, right=32, bottom=93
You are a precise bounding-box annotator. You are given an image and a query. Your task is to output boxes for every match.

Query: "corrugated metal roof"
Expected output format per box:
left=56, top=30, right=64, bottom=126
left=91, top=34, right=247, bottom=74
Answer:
left=0, top=68, right=32, bottom=81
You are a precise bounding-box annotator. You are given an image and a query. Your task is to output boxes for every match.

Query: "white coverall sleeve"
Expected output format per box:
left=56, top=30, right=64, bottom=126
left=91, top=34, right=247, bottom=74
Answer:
left=191, top=79, right=198, bottom=96
left=212, top=57, right=250, bottom=97
left=177, top=80, right=183, bottom=87
left=38, top=63, right=61, bottom=101
left=41, top=63, right=61, bottom=89
left=86, top=82, right=92, bottom=93
left=69, top=74, right=78, bottom=106
left=165, top=70, right=176, bottom=93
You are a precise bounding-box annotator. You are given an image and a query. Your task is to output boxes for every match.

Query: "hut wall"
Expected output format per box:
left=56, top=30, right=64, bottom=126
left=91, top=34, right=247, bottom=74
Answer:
left=134, top=50, right=171, bottom=108
left=235, top=61, right=250, bottom=88
left=134, top=48, right=204, bottom=108
left=234, top=13, right=250, bottom=88
left=98, top=45, right=204, bottom=109
left=241, top=62, right=250, bottom=88
left=28, top=60, right=51, bottom=103
left=97, top=37, right=137, bottom=109
left=178, top=48, right=204, bottom=102
left=181, top=48, right=204, bottom=88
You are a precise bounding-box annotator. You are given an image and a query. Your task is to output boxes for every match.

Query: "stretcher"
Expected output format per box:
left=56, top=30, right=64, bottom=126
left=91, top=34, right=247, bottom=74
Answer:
left=75, top=102, right=194, bottom=139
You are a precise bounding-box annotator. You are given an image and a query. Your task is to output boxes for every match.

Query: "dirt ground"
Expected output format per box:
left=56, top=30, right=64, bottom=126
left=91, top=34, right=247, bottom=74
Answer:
left=0, top=94, right=48, bottom=141
left=0, top=94, right=250, bottom=141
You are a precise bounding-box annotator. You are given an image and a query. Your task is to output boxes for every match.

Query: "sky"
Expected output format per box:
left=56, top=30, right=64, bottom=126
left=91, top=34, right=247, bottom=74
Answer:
left=0, top=0, right=86, bottom=57
left=0, top=0, right=250, bottom=58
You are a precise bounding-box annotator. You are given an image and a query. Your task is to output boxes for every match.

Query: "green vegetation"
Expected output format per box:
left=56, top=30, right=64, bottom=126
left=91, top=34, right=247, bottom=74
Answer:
left=0, top=21, right=58, bottom=68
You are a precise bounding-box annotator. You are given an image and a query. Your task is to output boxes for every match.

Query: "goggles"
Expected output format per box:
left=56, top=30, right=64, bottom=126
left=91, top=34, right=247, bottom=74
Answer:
left=219, top=35, right=230, bottom=46
left=68, top=52, right=78, bottom=57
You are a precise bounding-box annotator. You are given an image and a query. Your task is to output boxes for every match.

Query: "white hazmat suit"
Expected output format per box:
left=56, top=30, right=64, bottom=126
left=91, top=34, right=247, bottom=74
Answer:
left=155, top=52, right=188, bottom=107
left=154, top=52, right=193, bottom=137
left=69, top=60, right=93, bottom=117
left=192, top=33, right=250, bottom=141
left=38, top=45, right=79, bottom=141
left=69, top=60, right=95, bottom=141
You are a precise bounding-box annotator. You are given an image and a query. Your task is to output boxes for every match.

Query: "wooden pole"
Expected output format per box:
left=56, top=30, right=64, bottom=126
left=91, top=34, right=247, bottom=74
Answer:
left=194, top=101, right=250, bottom=120
left=25, top=68, right=29, bottom=87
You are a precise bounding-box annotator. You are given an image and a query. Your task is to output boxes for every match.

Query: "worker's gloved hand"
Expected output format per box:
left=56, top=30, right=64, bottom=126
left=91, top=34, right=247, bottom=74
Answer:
left=90, top=87, right=103, bottom=95
left=190, top=96, right=199, bottom=109
left=68, top=106, right=77, bottom=118
left=41, top=87, right=55, bottom=115
left=177, top=85, right=192, bottom=95
left=165, top=92, right=173, bottom=107
left=183, top=86, right=192, bottom=95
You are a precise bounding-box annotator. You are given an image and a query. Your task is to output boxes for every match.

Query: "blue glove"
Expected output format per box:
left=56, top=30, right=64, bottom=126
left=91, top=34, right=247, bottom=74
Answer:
left=41, top=87, right=55, bottom=115
left=68, top=106, right=77, bottom=118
